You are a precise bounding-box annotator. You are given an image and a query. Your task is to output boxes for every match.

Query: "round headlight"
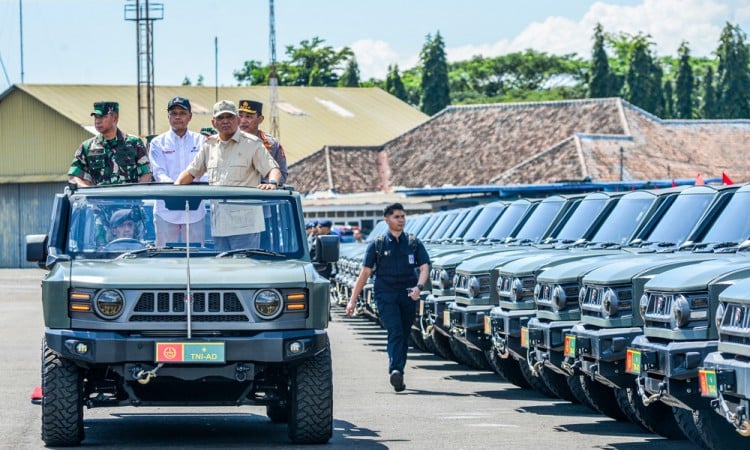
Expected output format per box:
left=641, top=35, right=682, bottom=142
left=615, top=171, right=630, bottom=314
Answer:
left=510, top=278, right=523, bottom=302
left=715, top=302, right=725, bottom=330
left=254, top=289, right=283, bottom=319
left=671, top=294, right=690, bottom=328
left=94, top=289, right=124, bottom=319
left=551, top=285, right=567, bottom=312
left=602, top=288, right=619, bottom=319
left=440, top=270, right=451, bottom=289
left=469, top=276, right=481, bottom=298
left=639, top=294, right=649, bottom=321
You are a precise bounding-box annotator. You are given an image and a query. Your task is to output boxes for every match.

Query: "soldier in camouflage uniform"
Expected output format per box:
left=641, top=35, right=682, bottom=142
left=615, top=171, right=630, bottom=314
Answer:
left=237, top=100, right=288, bottom=184
left=68, top=101, right=152, bottom=187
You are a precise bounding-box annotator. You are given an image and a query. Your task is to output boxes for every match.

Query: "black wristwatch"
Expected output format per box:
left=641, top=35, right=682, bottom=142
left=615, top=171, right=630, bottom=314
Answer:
left=268, top=179, right=280, bottom=187
left=416, top=284, right=424, bottom=290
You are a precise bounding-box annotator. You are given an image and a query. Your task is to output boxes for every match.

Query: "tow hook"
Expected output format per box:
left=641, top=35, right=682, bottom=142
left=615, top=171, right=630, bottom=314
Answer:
left=636, top=376, right=663, bottom=405
left=561, top=357, right=580, bottom=375
left=132, top=363, right=163, bottom=385
left=712, top=392, right=750, bottom=436
left=235, top=364, right=252, bottom=382
left=493, top=336, right=510, bottom=359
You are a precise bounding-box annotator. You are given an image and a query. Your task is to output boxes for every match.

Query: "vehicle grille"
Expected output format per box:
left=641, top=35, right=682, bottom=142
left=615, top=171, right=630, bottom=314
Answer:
left=642, top=290, right=709, bottom=330
left=718, top=302, right=750, bottom=346
left=580, top=284, right=633, bottom=319
left=535, top=282, right=580, bottom=313
left=130, top=291, right=249, bottom=322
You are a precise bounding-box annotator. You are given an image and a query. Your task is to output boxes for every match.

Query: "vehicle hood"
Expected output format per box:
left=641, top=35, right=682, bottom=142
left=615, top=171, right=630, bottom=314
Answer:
left=583, top=253, right=723, bottom=285
left=536, top=253, right=635, bottom=284
left=69, top=257, right=313, bottom=289
left=454, top=248, right=536, bottom=273
left=498, top=249, right=618, bottom=276
left=644, top=256, right=750, bottom=292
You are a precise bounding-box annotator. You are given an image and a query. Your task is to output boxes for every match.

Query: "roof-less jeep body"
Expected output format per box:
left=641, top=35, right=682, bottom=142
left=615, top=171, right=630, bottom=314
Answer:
left=27, top=184, right=338, bottom=446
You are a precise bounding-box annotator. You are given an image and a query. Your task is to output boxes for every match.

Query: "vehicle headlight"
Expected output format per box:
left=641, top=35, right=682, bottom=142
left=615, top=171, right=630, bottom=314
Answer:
left=94, top=289, right=124, bottom=319
left=715, top=302, right=725, bottom=330
left=254, top=289, right=283, bottom=319
left=452, top=273, right=460, bottom=289
left=469, top=276, right=481, bottom=298
left=496, top=276, right=504, bottom=297
left=551, top=285, right=567, bottom=312
left=670, top=294, right=690, bottom=328
left=602, top=288, right=619, bottom=319
left=639, top=294, right=649, bottom=321
left=440, top=270, right=451, bottom=289
left=508, top=278, right=522, bottom=302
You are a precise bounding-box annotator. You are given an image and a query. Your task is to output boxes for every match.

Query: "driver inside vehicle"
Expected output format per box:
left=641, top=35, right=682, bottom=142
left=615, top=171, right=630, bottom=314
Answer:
left=109, top=209, right=138, bottom=240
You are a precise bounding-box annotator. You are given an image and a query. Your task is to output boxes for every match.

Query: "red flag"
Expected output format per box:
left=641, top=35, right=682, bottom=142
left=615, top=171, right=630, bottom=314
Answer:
left=722, top=172, right=734, bottom=185
left=695, top=173, right=705, bottom=186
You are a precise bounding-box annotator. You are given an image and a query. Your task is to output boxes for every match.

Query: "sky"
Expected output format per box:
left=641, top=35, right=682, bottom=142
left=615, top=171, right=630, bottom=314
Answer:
left=1, top=0, right=749, bottom=90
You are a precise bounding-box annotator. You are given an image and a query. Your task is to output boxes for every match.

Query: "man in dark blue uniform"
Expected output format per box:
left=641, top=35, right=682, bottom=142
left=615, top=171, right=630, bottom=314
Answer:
left=346, top=203, right=430, bottom=392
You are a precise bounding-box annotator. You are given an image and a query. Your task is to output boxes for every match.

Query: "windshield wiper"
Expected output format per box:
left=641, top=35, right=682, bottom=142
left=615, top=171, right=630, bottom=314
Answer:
left=115, top=246, right=186, bottom=259
left=216, top=248, right=285, bottom=258
left=692, top=241, right=739, bottom=253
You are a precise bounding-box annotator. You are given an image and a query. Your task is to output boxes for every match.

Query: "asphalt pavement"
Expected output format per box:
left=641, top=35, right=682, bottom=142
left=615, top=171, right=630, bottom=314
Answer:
left=1, top=269, right=698, bottom=449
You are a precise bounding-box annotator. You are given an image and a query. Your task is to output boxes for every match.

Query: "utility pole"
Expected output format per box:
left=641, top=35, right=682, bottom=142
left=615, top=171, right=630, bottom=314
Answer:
left=124, top=0, right=163, bottom=137
left=19, top=0, right=24, bottom=83
left=268, top=0, right=280, bottom=138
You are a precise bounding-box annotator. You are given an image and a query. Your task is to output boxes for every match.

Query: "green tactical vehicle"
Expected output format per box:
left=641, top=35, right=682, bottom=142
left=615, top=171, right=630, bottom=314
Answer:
left=700, top=276, right=750, bottom=440
left=26, top=183, right=339, bottom=446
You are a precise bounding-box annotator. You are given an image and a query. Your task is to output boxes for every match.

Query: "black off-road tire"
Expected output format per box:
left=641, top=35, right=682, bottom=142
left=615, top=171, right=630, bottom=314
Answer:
left=486, top=350, right=531, bottom=388
left=566, top=373, right=599, bottom=411
left=430, top=328, right=456, bottom=361
left=266, top=401, right=290, bottom=423
left=288, top=341, right=333, bottom=444
left=41, top=338, right=84, bottom=446
left=614, top=385, right=686, bottom=439
left=693, top=407, right=750, bottom=450
left=518, top=355, right=556, bottom=397
left=409, top=327, right=427, bottom=352
left=578, top=375, right=629, bottom=421
left=465, top=345, right=492, bottom=371
left=538, top=366, right=578, bottom=403
left=673, top=407, right=709, bottom=447
left=449, top=337, right=481, bottom=368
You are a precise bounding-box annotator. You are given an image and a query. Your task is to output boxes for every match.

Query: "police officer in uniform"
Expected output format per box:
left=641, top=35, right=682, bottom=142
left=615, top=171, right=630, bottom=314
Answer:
left=237, top=100, right=288, bottom=184
left=68, top=101, right=152, bottom=187
left=346, top=203, right=430, bottom=392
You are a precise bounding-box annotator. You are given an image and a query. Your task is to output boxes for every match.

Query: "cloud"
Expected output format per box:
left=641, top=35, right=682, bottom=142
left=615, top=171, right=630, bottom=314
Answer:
left=350, top=39, right=413, bottom=80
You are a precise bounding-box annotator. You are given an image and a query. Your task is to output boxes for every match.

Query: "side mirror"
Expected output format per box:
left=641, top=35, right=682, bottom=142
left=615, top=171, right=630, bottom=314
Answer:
left=26, top=234, right=48, bottom=265
left=314, top=235, right=340, bottom=263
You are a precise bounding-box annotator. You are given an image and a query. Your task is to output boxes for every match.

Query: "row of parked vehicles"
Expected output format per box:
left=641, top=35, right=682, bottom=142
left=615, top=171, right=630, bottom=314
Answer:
left=333, top=183, right=750, bottom=449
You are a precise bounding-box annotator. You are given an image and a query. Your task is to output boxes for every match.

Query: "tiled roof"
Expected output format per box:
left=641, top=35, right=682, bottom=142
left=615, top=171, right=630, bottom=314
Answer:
left=290, top=98, right=750, bottom=194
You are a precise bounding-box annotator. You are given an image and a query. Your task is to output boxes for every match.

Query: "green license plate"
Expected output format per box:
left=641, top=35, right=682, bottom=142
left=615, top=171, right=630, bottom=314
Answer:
left=699, top=368, right=719, bottom=397
left=521, top=327, right=529, bottom=348
left=155, top=341, right=226, bottom=363
left=625, top=349, right=641, bottom=374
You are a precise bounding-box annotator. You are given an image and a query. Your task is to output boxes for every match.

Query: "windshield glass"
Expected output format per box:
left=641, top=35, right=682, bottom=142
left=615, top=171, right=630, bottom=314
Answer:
left=486, top=202, right=532, bottom=240
left=590, top=196, right=654, bottom=244
left=66, top=194, right=303, bottom=259
left=645, top=192, right=715, bottom=244
left=701, top=191, right=750, bottom=243
left=554, top=197, right=608, bottom=241
left=462, top=203, right=507, bottom=240
left=514, top=199, right=566, bottom=242
left=447, top=207, right=481, bottom=239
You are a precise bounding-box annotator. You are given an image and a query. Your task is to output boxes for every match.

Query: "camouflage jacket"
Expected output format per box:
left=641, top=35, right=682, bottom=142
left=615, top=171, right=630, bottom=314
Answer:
left=68, top=129, right=151, bottom=185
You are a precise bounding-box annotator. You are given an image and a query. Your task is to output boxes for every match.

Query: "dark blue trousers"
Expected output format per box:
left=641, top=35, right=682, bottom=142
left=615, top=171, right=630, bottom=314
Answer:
left=376, top=290, right=418, bottom=374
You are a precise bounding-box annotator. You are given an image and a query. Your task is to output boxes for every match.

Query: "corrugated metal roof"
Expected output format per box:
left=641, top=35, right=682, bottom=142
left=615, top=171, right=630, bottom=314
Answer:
left=12, top=84, right=428, bottom=165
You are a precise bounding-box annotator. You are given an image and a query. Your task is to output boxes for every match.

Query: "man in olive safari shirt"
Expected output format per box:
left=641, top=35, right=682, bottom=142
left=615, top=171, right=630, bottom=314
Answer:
left=176, top=100, right=281, bottom=251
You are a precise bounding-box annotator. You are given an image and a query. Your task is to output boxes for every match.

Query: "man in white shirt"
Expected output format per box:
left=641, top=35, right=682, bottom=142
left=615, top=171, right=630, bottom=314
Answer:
left=149, top=96, right=207, bottom=246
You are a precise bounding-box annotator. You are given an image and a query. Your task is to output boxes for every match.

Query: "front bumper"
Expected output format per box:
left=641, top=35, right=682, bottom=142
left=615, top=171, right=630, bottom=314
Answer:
left=447, top=303, right=493, bottom=351
left=489, top=307, right=534, bottom=360
left=46, top=328, right=328, bottom=365
left=526, top=317, right=578, bottom=376
left=570, top=323, right=642, bottom=389
left=628, top=334, right=717, bottom=410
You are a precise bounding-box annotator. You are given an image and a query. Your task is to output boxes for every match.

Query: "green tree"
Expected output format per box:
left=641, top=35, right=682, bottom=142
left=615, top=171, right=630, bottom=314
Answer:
left=182, top=76, right=191, bottom=86
left=701, top=66, right=718, bottom=118
left=589, top=23, right=613, bottom=98
left=196, top=74, right=205, bottom=86
left=716, top=23, right=750, bottom=118
left=385, top=65, right=408, bottom=101
left=283, top=37, right=353, bottom=87
left=233, top=60, right=268, bottom=86
left=420, top=32, right=450, bottom=115
left=663, top=80, right=674, bottom=118
left=675, top=41, right=694, bottom=119
left=339, top=57, right=361, bottom=87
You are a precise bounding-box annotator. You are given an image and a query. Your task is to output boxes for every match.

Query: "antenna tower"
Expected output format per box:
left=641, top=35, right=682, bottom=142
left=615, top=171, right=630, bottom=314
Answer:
left=269, top=0, right=280, bottom=138
left=124, top=0, right=163, bottom=137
